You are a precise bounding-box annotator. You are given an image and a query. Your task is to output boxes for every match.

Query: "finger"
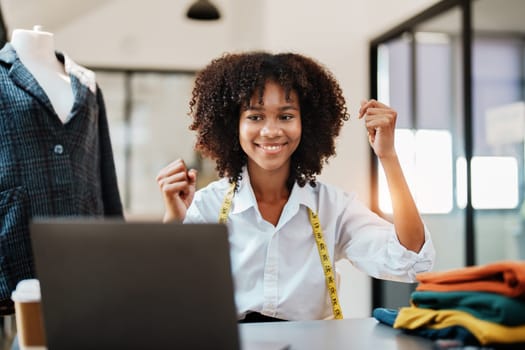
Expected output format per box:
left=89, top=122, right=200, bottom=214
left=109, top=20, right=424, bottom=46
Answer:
left=156, top=158, right=187, bottom=181
left=359, top=99, right=395, bottom=118
left=187, top=169, right=198, bottom=186
left=358, top=99, right=379, bottom=119
left=365, top=117, right=392, bottom=130
left=363, top=110, right=397, bottom=130
left=364, top=113, right=393, bottom=123
left=358, top=99, right=368, bottom=119
left=159, top=182, right=190, bottom=198
left=364, top=116, right=396, bottom=132
left=157, top=171, right=188, bottom=187
left=368, top=129, right=376, bottom=144
left=363, top=107, right=394, bottom=114
left=367, top=99, right=389, bottom=109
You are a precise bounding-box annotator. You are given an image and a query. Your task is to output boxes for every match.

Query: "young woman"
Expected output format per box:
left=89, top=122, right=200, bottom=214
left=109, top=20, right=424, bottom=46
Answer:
left=156, top=52, right=435, bottom=322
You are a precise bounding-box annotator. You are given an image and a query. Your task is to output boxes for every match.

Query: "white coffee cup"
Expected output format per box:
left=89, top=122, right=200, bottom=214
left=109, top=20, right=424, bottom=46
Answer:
left=11, top=279, right=47, bottom=349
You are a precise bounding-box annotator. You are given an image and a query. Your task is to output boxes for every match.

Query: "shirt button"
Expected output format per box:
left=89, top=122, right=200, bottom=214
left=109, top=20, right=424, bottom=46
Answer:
left=54, top=144, right=64, bottom=154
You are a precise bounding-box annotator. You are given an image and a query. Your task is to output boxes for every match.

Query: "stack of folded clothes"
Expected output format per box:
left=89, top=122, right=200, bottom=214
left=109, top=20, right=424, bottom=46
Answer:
left=373, top=261, right=525, bottom=348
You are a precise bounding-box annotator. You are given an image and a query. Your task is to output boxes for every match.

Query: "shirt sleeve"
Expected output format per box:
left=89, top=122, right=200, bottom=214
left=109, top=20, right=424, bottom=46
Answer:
left=183, top=186, right=218, bottom=224
left=337, top=192, right=435, bottom=283
left=183, top=201, right=207, bottom=224
left=96, top=85, right=124, bottom=217
left=183, top=179, right=231, bottom=224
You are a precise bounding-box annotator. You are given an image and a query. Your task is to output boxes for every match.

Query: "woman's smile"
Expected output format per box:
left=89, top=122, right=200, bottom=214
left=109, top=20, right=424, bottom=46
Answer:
left=256, top=142, right=288, bottom=154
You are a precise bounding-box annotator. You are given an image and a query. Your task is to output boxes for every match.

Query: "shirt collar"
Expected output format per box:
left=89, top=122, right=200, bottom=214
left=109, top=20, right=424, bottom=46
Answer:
left=291, top=181, right=317, bottom=213
left=61, top=52, right=97, bottom=94
left=231, top=168, right=257, bottom=214
left=0, top=43, right=17, bottom=64
left=230, top=167, right=318, bottom=215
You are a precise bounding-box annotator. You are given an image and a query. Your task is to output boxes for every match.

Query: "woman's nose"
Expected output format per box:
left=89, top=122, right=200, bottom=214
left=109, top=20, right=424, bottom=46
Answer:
left=260, top=121, right=283, bottom=137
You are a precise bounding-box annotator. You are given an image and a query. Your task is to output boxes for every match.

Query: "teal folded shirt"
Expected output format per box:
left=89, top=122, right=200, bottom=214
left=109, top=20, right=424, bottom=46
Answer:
left=411, top=290, right=525, bottom=326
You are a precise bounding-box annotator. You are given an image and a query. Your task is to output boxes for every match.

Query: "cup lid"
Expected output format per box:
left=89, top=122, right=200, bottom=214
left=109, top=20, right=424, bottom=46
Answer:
left=11, top=279, right=41, bottom=302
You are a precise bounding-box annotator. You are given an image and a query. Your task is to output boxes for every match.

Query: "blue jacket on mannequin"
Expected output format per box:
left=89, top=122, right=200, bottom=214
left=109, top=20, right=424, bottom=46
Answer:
left=0, top=43, right=123, bottom=314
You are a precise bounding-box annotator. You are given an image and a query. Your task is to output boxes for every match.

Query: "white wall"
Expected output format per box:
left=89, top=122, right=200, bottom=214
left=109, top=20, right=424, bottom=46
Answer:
left=1, top=0, right=440, bottom=317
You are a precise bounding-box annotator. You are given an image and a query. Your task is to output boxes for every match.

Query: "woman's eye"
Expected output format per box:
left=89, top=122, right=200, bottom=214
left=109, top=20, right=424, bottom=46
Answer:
left=247, top=115, right=262, bottom=121
left=281, top=114, right=294, bottom=120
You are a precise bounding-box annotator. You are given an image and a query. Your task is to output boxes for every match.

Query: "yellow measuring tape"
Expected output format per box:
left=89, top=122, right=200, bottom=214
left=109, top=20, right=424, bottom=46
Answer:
left=307, top=208, right=343, bottom=319
left=218, top=182, right=236, bottom=224
left=219, top=182, right=343, bottom=319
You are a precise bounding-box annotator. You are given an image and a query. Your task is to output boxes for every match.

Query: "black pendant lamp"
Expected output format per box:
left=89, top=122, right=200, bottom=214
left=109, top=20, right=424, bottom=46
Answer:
left=186, top=0, right=221, bottom=21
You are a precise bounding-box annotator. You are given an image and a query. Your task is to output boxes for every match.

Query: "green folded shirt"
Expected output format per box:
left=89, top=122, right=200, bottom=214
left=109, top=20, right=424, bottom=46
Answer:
left=410, top=290, right=525, bottom=326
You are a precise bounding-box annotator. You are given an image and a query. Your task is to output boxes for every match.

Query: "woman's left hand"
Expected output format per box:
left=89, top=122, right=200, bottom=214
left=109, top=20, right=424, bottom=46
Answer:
left=358, top=99, right=397, bottom=159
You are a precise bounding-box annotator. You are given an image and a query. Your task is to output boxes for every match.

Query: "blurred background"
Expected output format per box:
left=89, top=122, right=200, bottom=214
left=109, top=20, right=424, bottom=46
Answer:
left=1, top=0, right=524, bottom=318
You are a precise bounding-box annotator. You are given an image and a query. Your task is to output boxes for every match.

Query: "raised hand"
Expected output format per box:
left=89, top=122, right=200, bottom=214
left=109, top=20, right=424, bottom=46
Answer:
left=358, top=99, right=397, bottom=159
left=156, top=158, right=198, bottom=222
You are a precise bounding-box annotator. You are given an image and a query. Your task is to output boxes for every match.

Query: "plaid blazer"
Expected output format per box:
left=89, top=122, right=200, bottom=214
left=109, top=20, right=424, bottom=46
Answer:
left=0, top=43, right=123, bottom=310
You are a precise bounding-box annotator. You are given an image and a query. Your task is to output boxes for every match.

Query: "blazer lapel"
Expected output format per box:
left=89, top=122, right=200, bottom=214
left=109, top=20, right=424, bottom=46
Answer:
left=0, top=43, right=57, bottom=117
left=9, top=59, right=57, bottom=116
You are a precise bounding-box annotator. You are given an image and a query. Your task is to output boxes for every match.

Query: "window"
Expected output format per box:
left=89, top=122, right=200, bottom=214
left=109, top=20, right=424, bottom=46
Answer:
left=376, top=35, right=523, bottom=215
left=456, top=156, right=519, bottom=209
left=378, top=129, right=453, bottom=214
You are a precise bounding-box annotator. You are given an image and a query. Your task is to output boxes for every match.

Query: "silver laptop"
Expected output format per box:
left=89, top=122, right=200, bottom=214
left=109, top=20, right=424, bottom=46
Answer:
left=30, top=219, right=242, bottom=350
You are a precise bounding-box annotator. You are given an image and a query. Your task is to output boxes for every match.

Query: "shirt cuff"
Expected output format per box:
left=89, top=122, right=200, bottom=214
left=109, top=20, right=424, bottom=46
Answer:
left=383, top=224, right=436, bottom=282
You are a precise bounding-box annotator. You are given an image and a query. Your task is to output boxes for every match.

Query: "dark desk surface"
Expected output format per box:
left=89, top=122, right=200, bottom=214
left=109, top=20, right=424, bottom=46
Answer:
left=239, top=317, right=436, bottom=350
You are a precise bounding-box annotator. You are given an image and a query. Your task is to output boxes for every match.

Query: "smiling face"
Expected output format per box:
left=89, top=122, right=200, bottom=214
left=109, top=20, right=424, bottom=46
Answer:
left=239, top=80, right=302, bottom=177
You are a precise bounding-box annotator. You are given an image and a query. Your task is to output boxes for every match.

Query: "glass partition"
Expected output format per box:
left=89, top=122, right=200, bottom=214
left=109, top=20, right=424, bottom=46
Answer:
left=413, top=5, right=465, bottom=272
left=370, top=0, right=525, bottom=310
left=472, top=0, right=525, bottom=263
left=370, top=2, right=465, bottom=309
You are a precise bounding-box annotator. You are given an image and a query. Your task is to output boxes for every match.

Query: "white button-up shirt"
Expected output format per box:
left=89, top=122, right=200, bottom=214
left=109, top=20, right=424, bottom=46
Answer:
left=184, top=169, right=435, bottom=321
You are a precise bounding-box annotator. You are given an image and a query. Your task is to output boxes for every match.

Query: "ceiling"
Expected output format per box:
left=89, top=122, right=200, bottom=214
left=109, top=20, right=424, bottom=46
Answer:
left=2, top=0, right=524, bottom=42
left=0, top=0, right=112, bottom=36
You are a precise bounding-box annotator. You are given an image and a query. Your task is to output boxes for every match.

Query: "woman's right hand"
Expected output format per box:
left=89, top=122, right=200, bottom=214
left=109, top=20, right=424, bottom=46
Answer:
left=156, top=159, right=198, bottom=222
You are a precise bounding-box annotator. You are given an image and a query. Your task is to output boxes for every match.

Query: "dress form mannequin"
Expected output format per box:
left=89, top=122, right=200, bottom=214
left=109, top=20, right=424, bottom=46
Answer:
left=0, top=28, right=123, bottom=314
left=10, top=25, right=74, bottom=123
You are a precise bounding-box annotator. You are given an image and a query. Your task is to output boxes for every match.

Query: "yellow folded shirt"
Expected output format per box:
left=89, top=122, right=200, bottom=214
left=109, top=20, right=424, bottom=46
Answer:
left=394, top=306, right=525, bottom=345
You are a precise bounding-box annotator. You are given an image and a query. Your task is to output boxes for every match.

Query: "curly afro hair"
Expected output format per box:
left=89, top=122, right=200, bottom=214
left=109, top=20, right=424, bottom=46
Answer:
left=188, top=51, right=349, bottom=188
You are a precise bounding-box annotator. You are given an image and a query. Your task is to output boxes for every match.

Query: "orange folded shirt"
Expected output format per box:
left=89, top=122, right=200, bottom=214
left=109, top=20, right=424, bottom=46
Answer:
left=416, top=261, right=525, bottom=299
